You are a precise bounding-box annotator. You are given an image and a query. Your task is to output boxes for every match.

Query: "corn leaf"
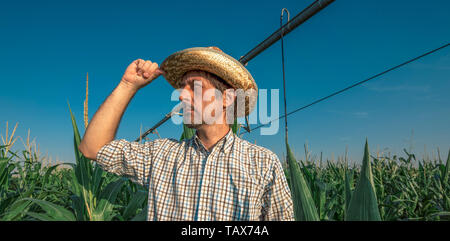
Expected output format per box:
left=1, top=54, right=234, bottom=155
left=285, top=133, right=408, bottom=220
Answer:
left=23, top=198, right=76, bottom=221
left=122, top=190, right=148, bottom=220
left=345, top=139, right=381, bottom=221
left=27, top=212, right=55, bottom=221
left=442, top=149, right=450, bottom=184
left=70, top=195, right=86, bottom=221
left=1, top=199, right=33, bottom=221
left=131, top=205, right=148, bottom=221
left=286, top=142, right=319, bottom=221
left=344, top=168, right=353, bottom=212
left=93, top=178, right=126, bottom=221
left=179, top=123, right=195, bottom=141
left=0, top=158, right=13, bottom=192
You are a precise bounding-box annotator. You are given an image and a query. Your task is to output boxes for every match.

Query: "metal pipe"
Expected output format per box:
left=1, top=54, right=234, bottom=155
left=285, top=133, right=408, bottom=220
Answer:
left=134, top=0, right=335, bottom=142
left=238, top=0, right=335, bottom=65
left=134, top=103, right=183, bottom=142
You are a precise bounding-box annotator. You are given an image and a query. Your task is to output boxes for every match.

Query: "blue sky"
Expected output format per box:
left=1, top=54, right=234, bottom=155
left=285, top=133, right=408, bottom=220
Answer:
left=1, top=0, right=449, bottom=164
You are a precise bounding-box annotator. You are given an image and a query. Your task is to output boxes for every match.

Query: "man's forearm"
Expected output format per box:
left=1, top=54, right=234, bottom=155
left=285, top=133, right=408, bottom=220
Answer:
left=79, top=81, right=138, bottom=160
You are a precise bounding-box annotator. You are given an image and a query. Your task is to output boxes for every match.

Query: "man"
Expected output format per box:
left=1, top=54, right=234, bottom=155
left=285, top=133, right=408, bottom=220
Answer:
left=79, top=47, right=294, bottom=221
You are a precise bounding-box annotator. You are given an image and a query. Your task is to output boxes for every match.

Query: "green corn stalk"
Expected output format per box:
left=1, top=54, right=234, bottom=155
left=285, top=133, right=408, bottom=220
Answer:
left=345, top=139, right=381, bottom=221
left=0, top=145, right=44, bottom=220
left=286, top=142, right=319, bottom=221
left=179, top=124, right=195, bottom=141
left=68, top=102, right=126, bottom=221
left=315, top=180, right=327, bottom=220
left=0, top=155, right=15, bottom=199
left=231, top=118, right=239, bottom=134
left=68, top=102, right=94, bottom=220
left=441, top=149, right=450, bottom=185
left=299, top=159, right=327, bottom=220
left=344, top=168, right=354, bottom=213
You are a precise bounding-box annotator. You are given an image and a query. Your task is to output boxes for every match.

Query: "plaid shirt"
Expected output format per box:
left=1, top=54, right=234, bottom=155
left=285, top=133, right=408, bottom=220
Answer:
left=96, top=129, right=294, bottom=221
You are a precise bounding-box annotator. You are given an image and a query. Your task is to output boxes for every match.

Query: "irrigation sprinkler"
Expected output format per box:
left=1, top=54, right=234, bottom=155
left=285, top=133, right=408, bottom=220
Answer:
left=135, top=0, right=335, bottom=142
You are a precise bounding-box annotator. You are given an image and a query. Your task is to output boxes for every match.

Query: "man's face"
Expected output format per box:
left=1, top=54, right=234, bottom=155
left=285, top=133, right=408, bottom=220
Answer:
left=178, top=71, right=224, bottom=129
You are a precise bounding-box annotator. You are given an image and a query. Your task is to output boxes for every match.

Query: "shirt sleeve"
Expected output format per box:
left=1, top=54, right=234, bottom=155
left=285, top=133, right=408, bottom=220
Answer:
left=95, top=139, right=157, bottom=187
left=261, top=155, right=295, bottom=221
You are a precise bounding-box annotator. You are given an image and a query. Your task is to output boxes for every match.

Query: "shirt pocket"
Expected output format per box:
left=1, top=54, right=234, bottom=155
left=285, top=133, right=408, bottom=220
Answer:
left=220, top=165, right=263, bottom=220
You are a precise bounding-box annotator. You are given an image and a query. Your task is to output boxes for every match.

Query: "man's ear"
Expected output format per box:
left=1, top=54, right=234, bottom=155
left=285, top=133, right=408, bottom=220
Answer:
left=223, top=89, right=236, bottom=108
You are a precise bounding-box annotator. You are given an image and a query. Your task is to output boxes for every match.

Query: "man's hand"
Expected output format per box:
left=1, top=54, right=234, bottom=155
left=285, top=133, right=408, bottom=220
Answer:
left=120, top=59, right=164, bottom=91
left=79, top=58, right=164, bottom=160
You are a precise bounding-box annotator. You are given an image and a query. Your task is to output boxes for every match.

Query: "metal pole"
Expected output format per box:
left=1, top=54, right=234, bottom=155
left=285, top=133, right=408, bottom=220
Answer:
left=134, top=0, right=335, bottom=142
left=280, top=8, right=290, bottom=144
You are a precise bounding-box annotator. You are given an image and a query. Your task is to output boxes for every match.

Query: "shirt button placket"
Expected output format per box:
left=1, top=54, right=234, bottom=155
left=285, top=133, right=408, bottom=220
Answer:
left=202, top=151, right=215, bottom=220
left=198, top=151, right=208, bottom=221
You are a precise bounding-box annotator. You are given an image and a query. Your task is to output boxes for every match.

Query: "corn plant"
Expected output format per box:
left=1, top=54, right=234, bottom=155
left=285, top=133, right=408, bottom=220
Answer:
left=67, top=102, right=148, bottom=221
left=0, top=126, right=73, bottom=220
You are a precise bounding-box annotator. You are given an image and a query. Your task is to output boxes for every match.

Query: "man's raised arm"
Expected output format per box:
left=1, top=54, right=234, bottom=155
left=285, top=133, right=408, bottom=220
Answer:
left=78, top=59, right=164, bottom=160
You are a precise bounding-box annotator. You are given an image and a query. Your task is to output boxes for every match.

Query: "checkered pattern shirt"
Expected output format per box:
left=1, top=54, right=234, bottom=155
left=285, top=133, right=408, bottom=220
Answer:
left=96, top=129, right=294, bottom=221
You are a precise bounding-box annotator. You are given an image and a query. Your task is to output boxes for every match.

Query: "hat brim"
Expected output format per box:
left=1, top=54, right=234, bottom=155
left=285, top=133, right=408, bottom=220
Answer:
left=160, top=47, right=258, bottom=117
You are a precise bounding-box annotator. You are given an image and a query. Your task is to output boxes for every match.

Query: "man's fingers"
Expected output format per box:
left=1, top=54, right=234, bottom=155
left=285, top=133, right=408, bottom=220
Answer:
left=142, top=60, right=152, bottom=71
left=134, top=59, right=143, bottom=67
left=133, top=59, right=144, bottom=76
left=137, top=68, right=144, bottom=76
left=138, top=59, right=147, bottom=69
left=130, top=59, right=162, bottom=80
left=148, top=62, right=159, bottom=74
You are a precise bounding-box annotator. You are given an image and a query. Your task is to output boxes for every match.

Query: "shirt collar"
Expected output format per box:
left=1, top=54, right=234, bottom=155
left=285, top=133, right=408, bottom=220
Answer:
left=193, top=128, right=235, bottom=154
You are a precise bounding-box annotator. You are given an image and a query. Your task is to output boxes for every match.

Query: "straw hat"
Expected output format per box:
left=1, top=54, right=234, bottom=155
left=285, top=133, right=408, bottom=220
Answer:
left=160, top=47, right=258, bottom=117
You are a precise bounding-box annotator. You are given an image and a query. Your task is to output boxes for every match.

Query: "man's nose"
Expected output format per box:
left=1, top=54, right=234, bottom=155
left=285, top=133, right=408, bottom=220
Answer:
left=179, top=87, right=191, bottom=103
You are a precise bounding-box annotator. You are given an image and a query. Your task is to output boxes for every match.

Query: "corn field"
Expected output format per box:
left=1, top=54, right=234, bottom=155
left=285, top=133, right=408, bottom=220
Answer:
left=283, top=142, right=450, bottom=221
left=0, top=107, right=449, bottom=221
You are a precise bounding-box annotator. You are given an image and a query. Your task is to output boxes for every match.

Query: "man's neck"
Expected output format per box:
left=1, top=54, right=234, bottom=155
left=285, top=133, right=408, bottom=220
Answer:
left=195, top=123, right=230, bottom=152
